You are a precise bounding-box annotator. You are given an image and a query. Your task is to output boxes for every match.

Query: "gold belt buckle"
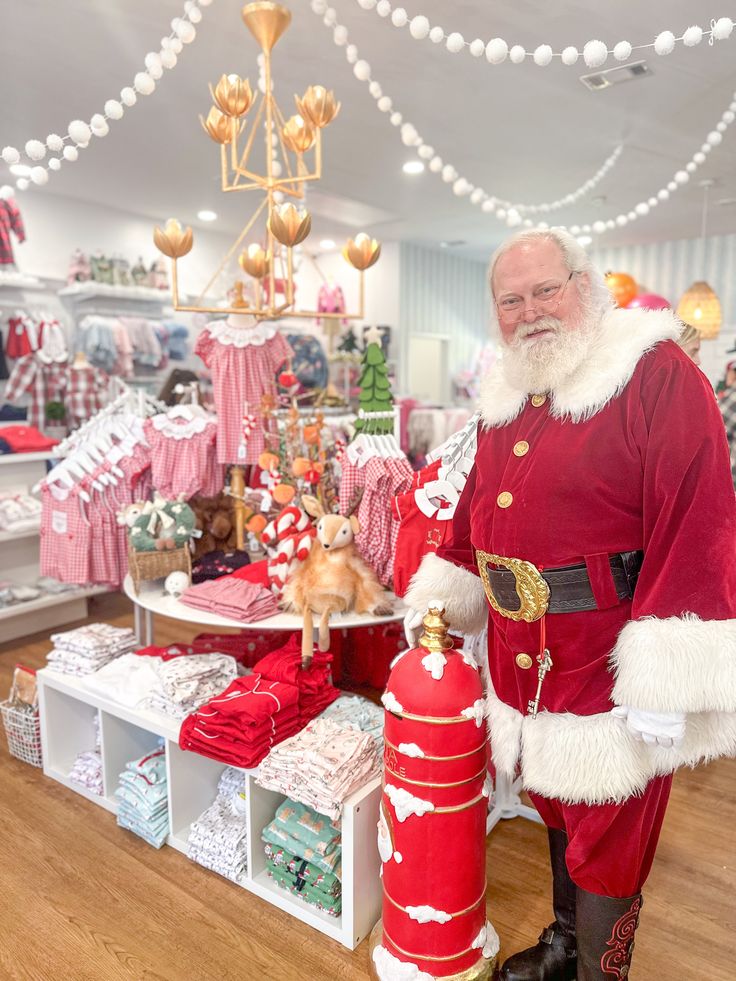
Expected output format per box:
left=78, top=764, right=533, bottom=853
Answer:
left=475, top=550, right=550, bottom=623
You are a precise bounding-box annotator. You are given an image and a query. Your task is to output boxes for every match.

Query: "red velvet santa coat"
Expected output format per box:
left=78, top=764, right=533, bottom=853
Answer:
left=406, top=308, right=736, bottom=805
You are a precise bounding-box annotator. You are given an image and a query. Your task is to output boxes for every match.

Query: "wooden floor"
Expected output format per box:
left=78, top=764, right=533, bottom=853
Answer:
left=0, top=593, right=733, bottom=980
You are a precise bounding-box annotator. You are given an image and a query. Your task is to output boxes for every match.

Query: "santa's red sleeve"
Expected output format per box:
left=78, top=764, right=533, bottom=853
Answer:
left=403, top=463, right=489, bottom=634
left=610, top=348, right=736, bottom=719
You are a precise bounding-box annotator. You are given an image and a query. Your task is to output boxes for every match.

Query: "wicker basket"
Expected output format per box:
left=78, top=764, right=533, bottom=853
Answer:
left=1, top=698, right=42, bottom=768
left=128, top=545, right=192, bottom=595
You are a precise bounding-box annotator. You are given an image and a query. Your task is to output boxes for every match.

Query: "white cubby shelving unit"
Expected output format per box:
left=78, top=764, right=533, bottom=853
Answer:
left=38, top=667, right=382, bottom=950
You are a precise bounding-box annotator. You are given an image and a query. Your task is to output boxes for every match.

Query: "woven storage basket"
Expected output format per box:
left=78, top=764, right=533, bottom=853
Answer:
left=1, top=696, right=42, bottom=768
left=128, top=545, right=192, bottom=595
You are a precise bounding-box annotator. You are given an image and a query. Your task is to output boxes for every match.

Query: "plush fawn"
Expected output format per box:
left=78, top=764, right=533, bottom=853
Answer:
left=282, top=492, right=393, bottom=666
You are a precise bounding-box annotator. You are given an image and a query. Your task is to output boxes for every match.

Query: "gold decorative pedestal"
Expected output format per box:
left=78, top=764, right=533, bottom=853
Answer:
left=368, top=920, right=497, bottom=981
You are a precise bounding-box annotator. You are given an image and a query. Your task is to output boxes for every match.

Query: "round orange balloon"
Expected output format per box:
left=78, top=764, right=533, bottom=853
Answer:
left=272, top=483, right=296, bottom=505
left=605, top=272, right=637, bottom=308
left=258, top=451, right=280, bottom=472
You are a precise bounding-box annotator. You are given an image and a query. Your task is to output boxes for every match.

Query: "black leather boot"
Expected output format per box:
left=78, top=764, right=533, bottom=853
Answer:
left=576, top=888, right=642, bottom=980
left=500, top=828, right=577, bottom=980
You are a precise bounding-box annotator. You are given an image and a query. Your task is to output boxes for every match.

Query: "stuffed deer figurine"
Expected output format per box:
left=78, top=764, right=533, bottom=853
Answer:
left=282, top=491, right=394, bottom=666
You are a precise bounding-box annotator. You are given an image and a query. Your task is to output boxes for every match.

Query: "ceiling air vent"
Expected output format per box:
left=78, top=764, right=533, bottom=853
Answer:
left=580, top=60, right=651, bottom=92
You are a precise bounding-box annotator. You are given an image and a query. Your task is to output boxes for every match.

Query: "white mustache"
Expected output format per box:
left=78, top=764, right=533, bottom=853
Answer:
left=513, top=317, right=563, bottom=343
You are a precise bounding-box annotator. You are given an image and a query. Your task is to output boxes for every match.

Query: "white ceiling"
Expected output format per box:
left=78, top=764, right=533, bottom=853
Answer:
left=2, top=0, right=736, bottom=259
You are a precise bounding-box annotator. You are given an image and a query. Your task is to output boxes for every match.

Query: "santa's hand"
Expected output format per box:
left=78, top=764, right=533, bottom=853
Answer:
left=612, top=705, right=686, bottom=748
left=403, top=608, right=424, bottom=648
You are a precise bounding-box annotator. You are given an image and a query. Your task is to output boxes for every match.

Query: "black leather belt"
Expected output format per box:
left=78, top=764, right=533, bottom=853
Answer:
left=485, top=551, right=643, bottom=615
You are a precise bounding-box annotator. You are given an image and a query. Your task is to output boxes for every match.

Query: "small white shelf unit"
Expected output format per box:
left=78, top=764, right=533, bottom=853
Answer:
left=37, top=667, right=382, bottom=950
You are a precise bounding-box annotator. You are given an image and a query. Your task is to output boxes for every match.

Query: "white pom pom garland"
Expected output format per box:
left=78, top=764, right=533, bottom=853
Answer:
left=470, top=38, right=485, bottom=57
left=390, top=111, right=402, bottom=126
left=409, top=15, right=429, bottom=40
left=583, top=40, right=608, bottom=68
left=121, top=87, right=138, bottom=107
left=48, top=157, right=62, bottom=171
left=713, top=17, right=734, bottom=41
left=46, top=133, right=64, bottom=152
left=63, top=145, right=79, bottom=162
left=428, top=156, right=442, bottom=173
left=446, top=33, right=465, bottom=54
left=346, top=44, right=359, bottom=63
left=509, top=45, right=526, bottom=64
left=376, top=0, right=391, bottom=16
left=30, top=166, right=48, bottom=186
left=683, top=26, right=703, bottom=47
left=16, top=178, right=29, bottom=191
left=161, top=48, right=178, bottom=69
left=561, top=46, right=579, bottom=65
left=25, top=140, right=46, bottom=161
left=377, top=96, right=392, bottom=112
left=369, top=80, right=382, bottom=98
left=390, top=8, right=407, bottom=28
left=613, top=40, right=632, bottom=61
left=2, top=146, right=20, bottom=165
left=90, top=114, right=110, bottom=138
left=134, top=72, right=156, bottom=95
left=68, top=120, right=91, bottom=146
left=654, top=31, right=676, bottom=56
left=429, top=26, right=444, bottom=44
left=334, top=24, right=348, bottom=45
left=353, top=59, right=371, bottom=80
left=533, top=45, right=553, bottom=66
left=486, top=38, right=508, bottom=63
left=104, top=99, right=124, bottom=120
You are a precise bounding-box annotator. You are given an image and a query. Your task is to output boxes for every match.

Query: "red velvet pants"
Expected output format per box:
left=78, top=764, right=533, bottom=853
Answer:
left=527, top=775, right=673, bottom=897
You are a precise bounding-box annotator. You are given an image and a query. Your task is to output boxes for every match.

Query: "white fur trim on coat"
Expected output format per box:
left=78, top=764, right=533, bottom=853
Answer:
left=485, top=675, right=736, bottom=805
left=479, top=307, right=681, bottom=429
left=610, top=614, right=736, bottom=714
left=404, top=553, right=488, bottom=636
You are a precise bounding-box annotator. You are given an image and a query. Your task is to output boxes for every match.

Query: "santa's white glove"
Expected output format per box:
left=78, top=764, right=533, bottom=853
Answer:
left=612, top=705, right=686, bottom=748
left=403, top=598, right=445, bottom=648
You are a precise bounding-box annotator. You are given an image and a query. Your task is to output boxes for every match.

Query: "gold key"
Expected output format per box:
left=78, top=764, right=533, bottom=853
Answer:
left=527, top=649, right=553, bottom=718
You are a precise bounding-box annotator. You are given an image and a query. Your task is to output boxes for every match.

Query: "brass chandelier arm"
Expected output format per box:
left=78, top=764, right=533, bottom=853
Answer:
left=195, top=196, right=269, bottom=305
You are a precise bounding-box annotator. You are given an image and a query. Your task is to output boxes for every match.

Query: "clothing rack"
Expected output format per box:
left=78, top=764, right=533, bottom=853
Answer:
left=52, top=381, right=163, bottom=459
left=357, top=408, right=400, bottom=440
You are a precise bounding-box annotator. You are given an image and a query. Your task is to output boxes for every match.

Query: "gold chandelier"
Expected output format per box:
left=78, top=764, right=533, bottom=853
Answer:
left=153, top=1, right=381, bottom=321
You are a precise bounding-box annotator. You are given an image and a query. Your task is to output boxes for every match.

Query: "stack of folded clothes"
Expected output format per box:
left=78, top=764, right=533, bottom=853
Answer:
left=179, top=674, right=301, bottom=768
left=83, top=652, right=238, bottom=719
left=115, top=747, right=169, bottom=848
left=187, top=767, right=248, bottom=884
left=256, top=718, right=380, bottom=821
left=69, top=750, right=103, bottom=796
left=262, top=799, right=342, bottom=917
left=253, top=635, right=340, bottom=726
left=46, top=624, right=137, bottom=676
left=317, top=694, right=384, bottom=753
left=180, top=577, right=279, bottom=622
left=0, top=492, right=42, bottom=534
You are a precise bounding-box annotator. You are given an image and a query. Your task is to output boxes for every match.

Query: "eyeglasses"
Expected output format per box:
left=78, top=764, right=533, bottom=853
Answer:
left=496, top=272, right=575, bottom=325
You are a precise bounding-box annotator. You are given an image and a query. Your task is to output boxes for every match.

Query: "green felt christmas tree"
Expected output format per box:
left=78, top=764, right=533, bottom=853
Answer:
left=354, top=342, right=394, bottom=434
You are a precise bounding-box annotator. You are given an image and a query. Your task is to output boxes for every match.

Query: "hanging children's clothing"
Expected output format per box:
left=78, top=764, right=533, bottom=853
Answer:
left=4, top=354, right=66, bottom=429
left=316, top=282, right=346, bottom=326
left=60, top=364, right=109, bottom=429
left=195, top=319, right=293, bottom=465
left=0, top=196, right=25, bottom=266
left=5, top=314, right=41, bottom=359
left=144, top=412, right=223, bottom=500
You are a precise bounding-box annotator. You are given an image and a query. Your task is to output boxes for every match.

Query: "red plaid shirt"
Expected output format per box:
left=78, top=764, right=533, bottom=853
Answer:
left=4, top=355, right=65, bottom=429
left=0, top=197, right=25, bottom=265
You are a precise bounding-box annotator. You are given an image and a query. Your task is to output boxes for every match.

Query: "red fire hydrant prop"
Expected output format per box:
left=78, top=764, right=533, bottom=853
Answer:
left=369, top=607, right=499, bottom=980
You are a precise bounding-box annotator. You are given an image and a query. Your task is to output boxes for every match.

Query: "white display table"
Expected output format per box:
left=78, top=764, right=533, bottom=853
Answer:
left=37, top=667, right=382, bottom=949
left=123, top=574, right=406, bottom=645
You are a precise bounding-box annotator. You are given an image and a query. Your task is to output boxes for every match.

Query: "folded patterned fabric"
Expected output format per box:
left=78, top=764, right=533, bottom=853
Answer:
left=317, top=694, right=384, bottom=751
left=115, top=747, right=169, bottom=848
left=262, top=823, right=341, bottom=879
left=272, top=799, right=341, bottom=858
left=265, top=859, right=342, bottom=916
left=180, top=577, right=279, bottom=622
left=263, top=842, right=341, bottom=896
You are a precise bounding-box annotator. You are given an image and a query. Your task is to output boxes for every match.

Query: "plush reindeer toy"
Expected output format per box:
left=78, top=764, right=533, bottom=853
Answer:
left=282, top=491, right=393, bottom=666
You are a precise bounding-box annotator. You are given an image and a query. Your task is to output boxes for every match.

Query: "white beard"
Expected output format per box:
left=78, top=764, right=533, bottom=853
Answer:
left=500, top=314, right=598, bottom=394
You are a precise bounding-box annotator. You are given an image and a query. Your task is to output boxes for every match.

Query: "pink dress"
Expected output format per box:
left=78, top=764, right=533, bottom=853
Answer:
left=195, top=321, right=293, bottom=465
left=144, top=414, right=224, bottom=499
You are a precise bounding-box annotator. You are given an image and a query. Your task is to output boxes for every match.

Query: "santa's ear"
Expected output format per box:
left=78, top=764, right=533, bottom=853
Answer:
left=349, top=514, right=360, bottom=535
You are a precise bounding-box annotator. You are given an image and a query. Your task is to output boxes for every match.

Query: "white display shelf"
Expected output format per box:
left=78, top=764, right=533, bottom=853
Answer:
left=0, top=526, right=39, bottom=543
left=58, top=282, right=174, bottom=303
left=123, top=573, right=405, bottom=644
left=37, top=668, right=382, bottom=950
left=0, top=585, right=109, bottom=624
left=0, top=450, right=58, bottom=466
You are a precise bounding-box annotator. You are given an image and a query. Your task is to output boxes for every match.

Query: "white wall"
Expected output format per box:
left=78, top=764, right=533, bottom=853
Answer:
left=11, top=191, right=232, bottom=296
left=591, top=232, right=736, bottom=387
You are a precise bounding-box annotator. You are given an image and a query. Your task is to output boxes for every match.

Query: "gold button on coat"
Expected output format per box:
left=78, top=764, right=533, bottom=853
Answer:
left=497, top=491, right=513, bottom=509
left=531, top=394, right=547, bottom=407
left=516, top=653, right=533, bottom=670
left=513, top=440, right=529, bottom=457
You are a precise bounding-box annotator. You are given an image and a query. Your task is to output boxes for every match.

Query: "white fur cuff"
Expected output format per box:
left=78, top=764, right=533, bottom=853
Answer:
left=404, top=553, right=488, bottom=635
left=610, top=615, right=736, bottom=714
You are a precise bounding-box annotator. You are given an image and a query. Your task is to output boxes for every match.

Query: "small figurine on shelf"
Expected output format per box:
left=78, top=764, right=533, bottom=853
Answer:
left=66, top=249, right=91, bottom=285
left=150, top=257, right=168, bottom=290
left=90, top=252, right=114, bottom=285
left=131, top=256, right=148, bottom=286
left=112, top=255, right=131, bottom=287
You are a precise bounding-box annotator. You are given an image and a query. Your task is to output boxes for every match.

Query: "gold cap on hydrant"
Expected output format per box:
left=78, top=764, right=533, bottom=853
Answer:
left=419, top=607, right=454, bottom=654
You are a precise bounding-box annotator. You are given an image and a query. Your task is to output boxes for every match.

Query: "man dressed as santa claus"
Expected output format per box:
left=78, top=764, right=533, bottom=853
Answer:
left=405, top=228, right=736, bottom=980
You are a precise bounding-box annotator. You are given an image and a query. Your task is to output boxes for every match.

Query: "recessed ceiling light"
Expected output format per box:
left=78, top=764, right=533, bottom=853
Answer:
left=577, top=235, right=593, bottom=247
left=9, top=164, right=31, bottom=177
left=197, top=209, right=218, bottom=221
left=439, top=241, right=449, bottom=248
left=319, top=238, right=336, bottom=250
left=402, top=160, right=425, bottom=175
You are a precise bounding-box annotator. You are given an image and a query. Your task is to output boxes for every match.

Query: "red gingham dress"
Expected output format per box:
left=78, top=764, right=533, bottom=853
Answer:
left=144, top=414, right=224, bottom=499
left=195, top=321, right=293, bottom=465
left=39, top=483, right=91, bottom=584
